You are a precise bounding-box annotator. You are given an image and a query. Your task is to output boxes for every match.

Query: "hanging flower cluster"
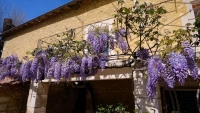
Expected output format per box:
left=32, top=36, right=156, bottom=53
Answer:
left=146, top=56, right=163, bottom=99
left=87, top=28, right=128, bottom=54
left=114, top=29, right=128, bottom=53
left=87, top=31, right=114, bottom=53
left=146, top=41, right=198, bottom=100
left=0, top=51, right=108, bottom=83
left=0, top=28, right=125, bottom=83
left=137, top=48, right=150, bottom=60
left=0, top=54, right=22, bottom=81
left=181, top=41, right=198, bottom=79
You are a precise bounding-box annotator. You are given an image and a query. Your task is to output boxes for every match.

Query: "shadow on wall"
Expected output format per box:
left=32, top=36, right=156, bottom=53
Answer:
left=133, top=70, right=161, bottom=113
left=0, top=82, right=30, bottom=113
left=89, top=79, right=135, bottom=113
left=45, top=79, right=135, bottom=113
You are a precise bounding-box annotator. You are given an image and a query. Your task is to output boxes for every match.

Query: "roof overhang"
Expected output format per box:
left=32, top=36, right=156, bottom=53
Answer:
left=0, top=0, right=83, bottom=37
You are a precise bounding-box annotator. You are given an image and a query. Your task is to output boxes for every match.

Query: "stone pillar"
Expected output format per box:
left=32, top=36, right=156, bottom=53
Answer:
left=133, top=70, right=162, bottom=113
left=26, top=82, right=49, bottom=113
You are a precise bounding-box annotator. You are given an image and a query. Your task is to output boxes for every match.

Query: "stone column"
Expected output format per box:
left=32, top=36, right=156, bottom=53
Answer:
left=26, top=82, right=49, bottom=113
left=133, top=70, right=162, bottom=113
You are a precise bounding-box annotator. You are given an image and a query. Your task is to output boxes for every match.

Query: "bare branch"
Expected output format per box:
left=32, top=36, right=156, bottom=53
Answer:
left=8, top=6, right=26, bottom=26
left=0, top=1, right=26, bottom=33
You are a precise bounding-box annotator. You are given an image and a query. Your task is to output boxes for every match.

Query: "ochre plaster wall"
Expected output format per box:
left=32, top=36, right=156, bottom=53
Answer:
left=2, top=0, right=188, bottom=59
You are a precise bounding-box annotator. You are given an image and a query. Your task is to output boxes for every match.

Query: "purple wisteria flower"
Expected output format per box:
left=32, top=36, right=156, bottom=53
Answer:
left=181, top=41, right=198, bottom=79
left=72, top=55, right=80, bottom=61
left=186, top=57, right=198, bottom=79
left=30, top=57, right=39, bottom=76
left=0, top=54, right=22, bottom=81
left=87, top=32, right=109, bottom=53
left=92, top=55, right=100, bottom=68
left=115, top=29, right=128, bottom=53
left=87, top=56, right=93, bottom=73
left=119, top=29, right=126, bottom=36
left=137, top=48, right=150, bottom=60
left=80, top=56, right=88, bottom=77
left=99, top=53, right=107, bottom=71
left=87, top=29, right=118, bottom=54
left=54, top=61, right=61, bottom=83
left=36, top=66, right=44, bottom=82
left=41, top=50, right=50, bottom=77
left=163, top=67, right=175, bottom=88
left=73, top=62, right=80, bottom=74
left=168, top=52, right=188, bottom=85
left=61, top=59, right=75, bottom=80
left=147, top=56, right=165, bottom=99
left=87, top=56, right=98, bottom=76
left=10, top=54, right=18, bottom=66
left=10, top=67, right=17, bottom=77
left=109, top=36, right=114, bottom=50
left=72, top=55, right=80, bottom=74
left=21, top=61, right=32, bottom=82
left=0, top=66, right=10, bottom=81
left=46, top=57, right=57, bottom=78
left=181, top=41, right=194, bottom=58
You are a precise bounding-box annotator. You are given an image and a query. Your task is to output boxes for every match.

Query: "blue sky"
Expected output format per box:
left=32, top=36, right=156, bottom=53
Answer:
left=2, top=0, right=71, bottom=22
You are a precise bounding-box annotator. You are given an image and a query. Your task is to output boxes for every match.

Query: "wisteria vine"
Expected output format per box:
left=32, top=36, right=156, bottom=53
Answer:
left=0, top=28, right=128, bottom=83
left=146, top=41, right=198, bottom=100
left=0, top=1, right=199, bottom=102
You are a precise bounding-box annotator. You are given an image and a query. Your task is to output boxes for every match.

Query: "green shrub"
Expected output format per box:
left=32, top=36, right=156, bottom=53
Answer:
left=96, top=103, right=130, bottom=113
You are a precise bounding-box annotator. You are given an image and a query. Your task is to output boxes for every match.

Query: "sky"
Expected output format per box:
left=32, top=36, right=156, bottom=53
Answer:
left=2, top=0, right=71, bottom=22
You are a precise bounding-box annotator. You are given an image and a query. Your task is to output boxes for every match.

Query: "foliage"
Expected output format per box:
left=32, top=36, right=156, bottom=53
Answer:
left=96, top=103, right=130, bottom=113
left=115, top=0, right=199, bottom=100
left=134, top=109, right=149, bottom=113
left=115, top=1, right=167, bottom=54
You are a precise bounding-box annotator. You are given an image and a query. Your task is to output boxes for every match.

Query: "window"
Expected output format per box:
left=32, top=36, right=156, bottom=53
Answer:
left=161, top=88, right=198, bottom=113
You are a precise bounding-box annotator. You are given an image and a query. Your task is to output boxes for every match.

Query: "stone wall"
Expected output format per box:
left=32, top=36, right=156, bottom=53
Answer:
left=0, top=82, right=30, bottom=113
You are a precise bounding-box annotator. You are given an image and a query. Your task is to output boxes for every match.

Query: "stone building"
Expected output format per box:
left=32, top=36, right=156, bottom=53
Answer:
left=0, top=0, right=199, bottom=113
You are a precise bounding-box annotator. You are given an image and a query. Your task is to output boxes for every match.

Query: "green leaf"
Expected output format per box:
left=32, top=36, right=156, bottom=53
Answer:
left=186, top=23, right=192, bottom=26
left=148, top=8, right=155, bottom=15
left=153, top=31, right=158, bottom=34
left=123, top=7, right=130, bottom=14
left=134, top=109, right=139, bottom=112
left=118, top=0, right=124, bottom=4
left=26, top=51, right=31, bottom=55
left=149, top=37, right=154, bottom=41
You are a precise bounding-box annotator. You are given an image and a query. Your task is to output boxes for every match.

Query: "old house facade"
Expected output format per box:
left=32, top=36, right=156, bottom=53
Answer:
left=0, top=0, right=199, bottom=113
